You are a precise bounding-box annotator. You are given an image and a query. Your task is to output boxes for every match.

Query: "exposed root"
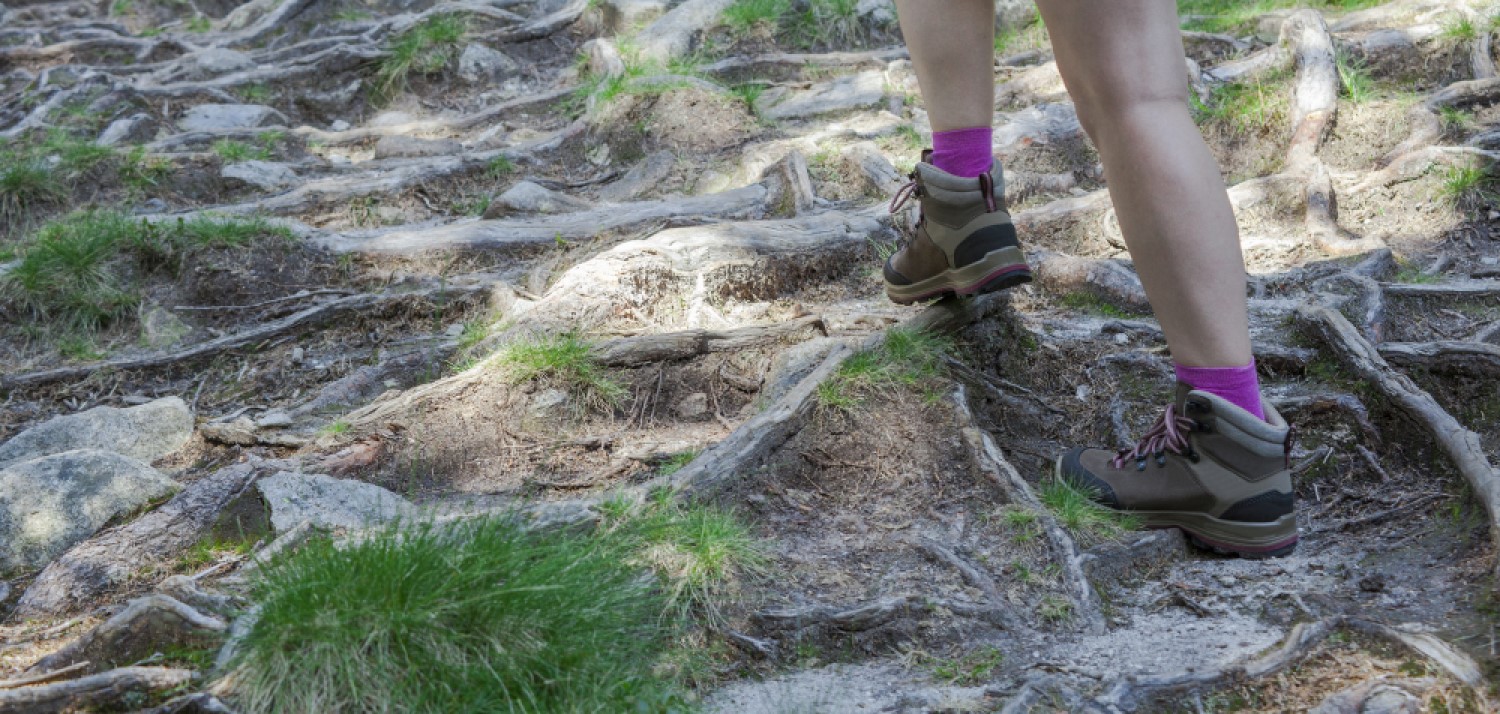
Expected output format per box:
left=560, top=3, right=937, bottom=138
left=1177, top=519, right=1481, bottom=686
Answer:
left=952, top=385, right=1107, bottom=636
left=29, top=595, right=227, bottom=674
left=1377, top=340, right=1500, bottom=376
left=1030, top=250, right=1150, bottom=314
left=698, top=48, right=909, bottom=75
left=1381, top=279, right=1500, bottom=298
left=754, top=594, right=1019, bottom=636
left=0, top=666, right=194, bottom=714
left=592, top=316, right=827, bottom=367
left=0, top=285, right=484, bottom=392
left=1297, top=304, right=1500, bottom=580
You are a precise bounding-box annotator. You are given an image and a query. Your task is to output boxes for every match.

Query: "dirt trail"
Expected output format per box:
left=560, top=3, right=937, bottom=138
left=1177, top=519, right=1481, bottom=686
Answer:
left=1, top=0, right=1499, bottom=710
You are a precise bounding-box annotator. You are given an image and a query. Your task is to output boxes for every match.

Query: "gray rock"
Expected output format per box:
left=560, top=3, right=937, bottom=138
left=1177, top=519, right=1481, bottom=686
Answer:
left=181, top=48, right=255, bottom=79
left=373, top=135, right=464, bottom=159
left=484, top=180, right=591, bottom=218
left=329, top=119, right=352, bottom=132
left=177, top=104, right=287, bottom=133
left=256, top=471, right=415, bottom=534
left=582, top=38, right=626, bottom=80
left=675, top=393, right=709, bottom=419
left=637, top=0, right=735, bottom=62
left=0, top=450, right=180, bottom=570
left=755, top=71, right=886, bottom=120
left=97, top=113, right=156, bottom=147
left=598, top=149, right=675, bottom=202
left=598, top=0, right=668, bottom=33
left=856, top=0, right=895, bottom=25
left=0, top=397, right=194, bottom=468
left=140, top=304, right=190, bottom=348
left=296, top=79, right=363, bottom=122
left=996, top=0, right=1037, bottom=30
left=529, top=389, right=569, bottom=416
left=221, top=160, right=298, bottom=191
left=457, top=43, right=519, bottom=83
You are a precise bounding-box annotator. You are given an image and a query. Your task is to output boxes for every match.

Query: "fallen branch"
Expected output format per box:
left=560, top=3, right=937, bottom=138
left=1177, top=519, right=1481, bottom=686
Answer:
left=1297, top=305, right=1500, bottom=580
left=1, top=285, right=483, bottom=392
left=0, top=667, right=194, bottom=714
left=1380, top=279, right=1500, bottom=298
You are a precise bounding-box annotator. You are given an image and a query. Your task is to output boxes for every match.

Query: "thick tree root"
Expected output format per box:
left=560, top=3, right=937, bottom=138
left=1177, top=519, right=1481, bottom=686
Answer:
left=28, top=595, right=227, bottom=674
left=1377, top=340, right=1500, bottom=376
left=0, top=666, right=194, bottom=714
left=1297, top=305, right=1500, bottom=581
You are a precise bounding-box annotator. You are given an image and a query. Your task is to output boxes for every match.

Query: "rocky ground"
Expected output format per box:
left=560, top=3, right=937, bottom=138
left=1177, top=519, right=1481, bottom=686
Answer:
left=1, top=0, right=1499, bottom=710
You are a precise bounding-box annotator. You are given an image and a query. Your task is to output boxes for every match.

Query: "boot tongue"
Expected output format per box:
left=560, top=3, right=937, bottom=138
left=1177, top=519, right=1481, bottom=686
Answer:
left=1172, top=381, right=1195, bottom=412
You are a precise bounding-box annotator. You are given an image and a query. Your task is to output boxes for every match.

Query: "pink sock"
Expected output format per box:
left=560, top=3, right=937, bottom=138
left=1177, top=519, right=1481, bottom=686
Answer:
left=930, top=127, right=994, bottom=178
left=1173, top=360, right=1266, bottom=421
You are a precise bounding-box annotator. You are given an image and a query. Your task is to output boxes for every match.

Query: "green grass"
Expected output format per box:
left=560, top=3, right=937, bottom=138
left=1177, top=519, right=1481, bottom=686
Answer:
left=40, top=130, right=116, bottom=175
left=1059, top=291, right=1131, bottom=318
left=1038, top=595, right=1073, bottom=624
left=925, top=646, right=1004, bottom=686
left=787, top=0, right=862, bottom=48
left=234, top=515, right=697, bottom=713
left=1038, top=477, right=1141, bottom=547
left=495, top=333, right=627, bottom=412
left=319, top=420, right=351, bottom=437
left=485, top=155, right=516, bottom=178
left=1440, top=105, right=1474, bottom=134
left=1177, top=0, right=1384, bottom=34
left=239, top=84, right=274, bottom=104
left=1443, top=16, right=1478, bottom=42
left=213, top=139, right=271, bottom=163
left=1392, top=259, right=1441, bottom=284
left=0, top=150, right=64, bottom=225
left=186, top=14, right=211, bottom=32
left=722, top=0, right=788, bottom=31
left=603, top=492, right=768, bottom=624
left=1438, top=162, right=1496, bottom=210
left=120, top=145, right=174, bottom=193
left=657, top=450, right=700, bottom=476
left=1192, top=72, right=1291, bottom=135
left=56, top=334, right=105, bottom=361
left=333, top=8, right=372, bottom=21
left=376, top=14, right=468, bottom=101
left=1335, top=51, right=1375, bottom=103
left=179, top=535, right=255, bottom=571
left=1, top=210, right=291, bottom=330
left=816, top=327, right=952, bottom=411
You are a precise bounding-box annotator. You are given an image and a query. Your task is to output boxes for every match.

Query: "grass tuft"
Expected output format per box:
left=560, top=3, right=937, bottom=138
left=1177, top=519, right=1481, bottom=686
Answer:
left=1438, top=162, right=1497, bottom=211
left=722, top=0, right=788, bottom=31
left=495, top=333, right=627, bottom=412
left=0, top=148, right=66, bottom=226
left=816, top=327, right=952, bottom=411
left=376, top=14, right=469, bottom=101
left=1039, top=477, right=1141, bottom=546
left=1192, top=72, right=1290, bottom=135
left=924, top=646, right=1004, bottom=686
left=1335, top=50, right=1375, bottom=103
left=235, top=516, right=695, bottom=713
left=213, top=139, right=271, bottom=163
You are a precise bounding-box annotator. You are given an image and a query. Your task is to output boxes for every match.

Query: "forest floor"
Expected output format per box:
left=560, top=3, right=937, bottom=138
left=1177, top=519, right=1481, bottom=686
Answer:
left=1, top=0, right=1500, bottom=711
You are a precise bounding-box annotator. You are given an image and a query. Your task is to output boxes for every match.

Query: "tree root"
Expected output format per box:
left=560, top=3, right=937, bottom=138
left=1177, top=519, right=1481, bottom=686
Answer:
left=1297, top=304, right=1500, bottom=582
left=591, top=316, right=827, bottom=367
left=1381, top=279, right=1500, bottom=298
left=1377, top=340, right=1500, bottom=376
left=14, top=461, right=268, bottom=618
left=753, top=594, right=1019, bottom=635
left=952, top=384, right=1107, bottom=636
left=0, top=667, right=194, bottom=714
left=697, top=47, right=909, bottom=75
left=0, top=285, right=484, bottom=392
left=1272, top=393, right=1382, bottom=446
left=29, top=595, right=227, bottom=674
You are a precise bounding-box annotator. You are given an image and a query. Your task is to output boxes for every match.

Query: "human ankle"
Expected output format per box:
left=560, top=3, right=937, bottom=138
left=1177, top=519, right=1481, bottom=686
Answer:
left=930, top=126, right=994, bottom=178
left=1172, top=360, right=1265, bottom=421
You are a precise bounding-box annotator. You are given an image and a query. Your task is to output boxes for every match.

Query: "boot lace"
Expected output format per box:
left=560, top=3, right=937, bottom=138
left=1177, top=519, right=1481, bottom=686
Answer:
left=1112, top=404, right=1197, bottom=471
left=889, top=177, right=920, bottom=214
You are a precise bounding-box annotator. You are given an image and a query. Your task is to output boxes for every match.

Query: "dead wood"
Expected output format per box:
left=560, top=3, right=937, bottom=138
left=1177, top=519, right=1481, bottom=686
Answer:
left=1380, top=279, right=1500, bottom=297
left=952, top=385, right=1107, bottom=636
left=29, top=595, right=227, bottom=674
left=1282, top=10, right=1340, bottom=172
left=1377, top=340, right=1500, bottom=376
left=0, top=663, right=90, bottom=690
left=1297, top=305, right=1500, bottom=579
left=0, top=666, right=194, bottom=714
left=591, top=316, right=827, bottom=367
left=1, top=285, right=483, bottom=392
left=754, top=594, right=1018, bottom=635
left=292, top=86, right=577, bottom=145
left=697, top=48, right=909, bottom=75
left=14, top=462, right=264, bottom=618
left=318, top=183, right=772, bottom=255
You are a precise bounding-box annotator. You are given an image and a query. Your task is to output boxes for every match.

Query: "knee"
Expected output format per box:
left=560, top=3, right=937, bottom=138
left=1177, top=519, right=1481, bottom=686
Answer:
left=1069, top=80, right=1192, bottom=144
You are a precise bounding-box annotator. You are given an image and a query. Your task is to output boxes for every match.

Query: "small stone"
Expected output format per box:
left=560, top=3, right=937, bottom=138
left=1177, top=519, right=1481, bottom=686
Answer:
left=0, top=397, right=194, bottom=468
left=457, top=43, right=520, bottom=83
left=290, top=347, right=305, bottom=364
left=329, top=119, right=352, bottom=132
left=221, top=160, right=298, bottom=191
left=1112, top=332, right=1130, bottom=345
left=483, top=181, right=591, bottom=218
left=1075, top=385, right=1091, bottom=401
left=373, top=135, right=464, bottom=159
left=177, top=104, right=287, bottom=133
left=582, top=39, right=626, bottom=80
left=140, top=304, right=190, bottom=348
left=598, top=150, right=676, bottom=202
left=530, top=389, right=569, bottom=416
left=675, top=393, right=710, bottom=419
left=97, top=113, right=156, bottom=146
left=369, top=111, right=414, bottom=127
left=444, top=323, right=466, bottom=338
left=256, top=471, right=415, bottom=534
left=1216, top=574, right=1238, bottom=587
left=181, top=48, right=255, bottom=78
left=255, top=410, right=294, bottom=429
left=1358, top=573, right=1388, bottom=592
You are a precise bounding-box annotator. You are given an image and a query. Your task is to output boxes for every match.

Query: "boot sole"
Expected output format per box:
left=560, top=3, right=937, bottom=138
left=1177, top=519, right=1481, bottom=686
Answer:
left=1050, top=459, right=1298, bottom=559
left=885, top=246, right=1032, bottom=305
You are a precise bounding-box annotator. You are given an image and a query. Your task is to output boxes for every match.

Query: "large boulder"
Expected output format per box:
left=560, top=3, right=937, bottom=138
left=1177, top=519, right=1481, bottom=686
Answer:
left=177, top=104, right=288, bottom=133
left=457, top=43, right=519, bottom=83
left=221, top=160, right=298, bottom=191
left=0, top=450, right=179, bottom=570
left=257, top=472, right=415, bottom=533
left=0, top=397, right=194, bottom=468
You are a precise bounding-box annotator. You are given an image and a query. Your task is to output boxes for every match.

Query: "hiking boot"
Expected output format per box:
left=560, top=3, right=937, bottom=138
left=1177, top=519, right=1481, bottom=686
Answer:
left=1055, top=383, right=1298, bottom=558
left=883, top=156, right=1032, bottom=305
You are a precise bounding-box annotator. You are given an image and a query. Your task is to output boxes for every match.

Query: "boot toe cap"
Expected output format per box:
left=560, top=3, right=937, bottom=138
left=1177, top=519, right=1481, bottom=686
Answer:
left=1057, top=447, right=1123, bottom=510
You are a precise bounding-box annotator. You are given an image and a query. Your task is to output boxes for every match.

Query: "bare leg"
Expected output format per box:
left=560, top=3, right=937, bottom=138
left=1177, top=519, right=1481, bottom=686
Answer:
left=892, top=0, right=996, bottom=132
left=1036, top=0, right=1253, bottom=368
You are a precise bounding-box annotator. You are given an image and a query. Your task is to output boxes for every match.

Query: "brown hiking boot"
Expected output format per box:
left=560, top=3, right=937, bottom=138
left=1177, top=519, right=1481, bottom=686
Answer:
left=1055, top=383, right=1298, bottom=558
left=883, top=156, right=1032, bottom=305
